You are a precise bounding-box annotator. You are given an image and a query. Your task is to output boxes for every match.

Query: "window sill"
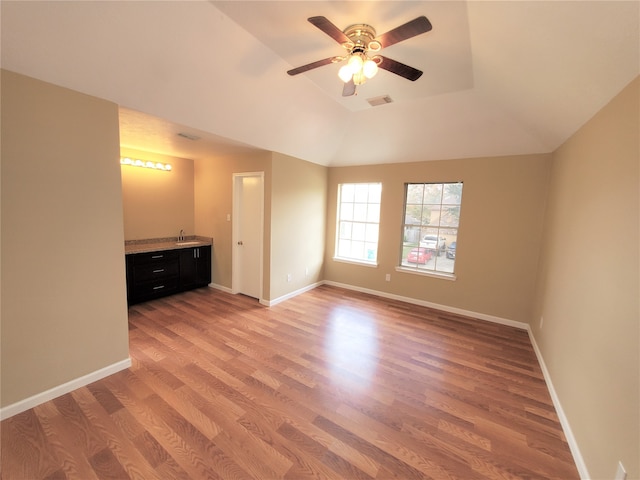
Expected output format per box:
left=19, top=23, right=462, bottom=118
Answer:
left=395, top=266, right=457, bottom=281
left=333, top=257, right=378, bottom=268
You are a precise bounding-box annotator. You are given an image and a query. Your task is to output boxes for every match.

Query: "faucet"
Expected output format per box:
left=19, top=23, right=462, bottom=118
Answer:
left=179, top=229, right=184, bottom=242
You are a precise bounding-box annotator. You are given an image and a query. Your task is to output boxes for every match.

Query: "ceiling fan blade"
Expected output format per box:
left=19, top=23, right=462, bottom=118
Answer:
left=342, top=79, right=356, bottom=97
left=377, top=56, right=423, bottom=81
left=287, top=57, right=338, bottom=76
left=308, top=16, right=351, bottom=45
left=375, top=16, right=432, bottom=49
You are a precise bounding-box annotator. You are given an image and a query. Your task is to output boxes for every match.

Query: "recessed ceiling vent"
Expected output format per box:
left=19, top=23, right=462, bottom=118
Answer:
left=177, top=132, right=200, bottom=141
left=367, top=95, right=394, bottom=107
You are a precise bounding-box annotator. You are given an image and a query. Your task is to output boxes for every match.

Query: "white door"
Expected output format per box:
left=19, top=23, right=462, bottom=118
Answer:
left=232, top=173, right=263, bottom=300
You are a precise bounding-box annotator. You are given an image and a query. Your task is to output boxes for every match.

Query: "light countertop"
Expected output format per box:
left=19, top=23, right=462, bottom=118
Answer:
left=125, top=236, right=213, bottom=255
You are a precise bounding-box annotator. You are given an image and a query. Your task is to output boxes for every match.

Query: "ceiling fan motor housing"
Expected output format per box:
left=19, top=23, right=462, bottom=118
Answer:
left=342, top=24, right=381, bottom=52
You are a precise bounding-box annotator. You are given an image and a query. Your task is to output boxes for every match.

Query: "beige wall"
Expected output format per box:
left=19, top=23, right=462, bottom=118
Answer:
left=1, top=70, right=130, bottom=407
left=325, top=154, right=551, bottom=324
left=194, top=151, right=272, bottom=293
left=194, top=151, right=326, bottom=302
left=532, top=77, right=639, bottom=479
left=270, top=153, right=327, bottom=300
left=120, top=147, right=194, bottom=240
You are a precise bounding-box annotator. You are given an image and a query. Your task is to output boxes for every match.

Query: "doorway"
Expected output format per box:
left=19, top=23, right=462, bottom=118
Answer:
left=232, top=172, right=264, bottom=301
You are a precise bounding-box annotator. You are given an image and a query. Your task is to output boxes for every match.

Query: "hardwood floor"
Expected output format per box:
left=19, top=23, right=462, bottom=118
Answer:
left=1, top=285, right=579, bottom=479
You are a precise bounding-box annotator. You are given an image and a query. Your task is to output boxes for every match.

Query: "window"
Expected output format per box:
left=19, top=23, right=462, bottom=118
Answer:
left=400, top=182, right=463, bottom=277
left=335, top=183, right=381, bottom=265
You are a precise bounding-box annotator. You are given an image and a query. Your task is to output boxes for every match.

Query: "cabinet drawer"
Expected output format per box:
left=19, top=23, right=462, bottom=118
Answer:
left=133, top=260, right=179, bottom=282
left=132, top=278, right=180, bottom=299
left=131, top=250, right=179, bottom=265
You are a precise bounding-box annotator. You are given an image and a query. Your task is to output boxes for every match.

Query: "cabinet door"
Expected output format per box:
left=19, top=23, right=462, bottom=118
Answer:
left=179, top=247, right=198, bottom=289
left=196, top=246, right=211, bottom=285
left=179, top=246, right=212, bottom=289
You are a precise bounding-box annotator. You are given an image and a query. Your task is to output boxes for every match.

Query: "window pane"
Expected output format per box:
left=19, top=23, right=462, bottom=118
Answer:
left=354, top=184, right=369, bottom=203
left=351, top=241, right=365, bottom=258
left=352, top=223, right=366, bottom=241
left=423, top=184, right=443, bottom=204
left=339, top=221, right=352, bottom=239
left=440, top=206, right=460, bottom=227
left=405, top=204, right=422, bottom=224
left=406, top=184, right=424, bottom=204
left=353, top=203, right=367, bottom=222
left=338, top=239, right=351, bottom=257
left=365, top=224, right=379, bottom=243
left=442, top=183, right=463, bottom=204
left=420, top=206, right=434, bottom=226
left=341, top=184, right=355, bottom=202
left=367, top=203, right=380, bottom=223
left=340, top=202, right=353, bottom=221
left=365, top=243, right=377, bottom=261
left=403, top=225, right=420, bottom=246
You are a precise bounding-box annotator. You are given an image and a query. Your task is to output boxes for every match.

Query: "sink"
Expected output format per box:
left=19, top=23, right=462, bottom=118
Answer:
left=175, top=241, right=200, bottom=246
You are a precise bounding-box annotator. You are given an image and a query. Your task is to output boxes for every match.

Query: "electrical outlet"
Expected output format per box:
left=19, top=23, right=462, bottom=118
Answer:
left=287, top=273, right=292, bottom=282
left=385, top=274, right=391, bottom=282
left=305, top=266, right=309, bottom=277
left=615, top=461, right=627, bottom=480
left=540, top=316, right=544, bottom=328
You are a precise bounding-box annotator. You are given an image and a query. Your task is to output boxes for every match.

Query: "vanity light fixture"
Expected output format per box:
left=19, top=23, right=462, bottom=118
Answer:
left=120, top=157, right=172, bottom=171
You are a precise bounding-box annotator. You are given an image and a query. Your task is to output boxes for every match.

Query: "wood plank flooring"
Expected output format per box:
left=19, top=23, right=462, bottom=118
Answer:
left=1, top=285, right=579, bottom=479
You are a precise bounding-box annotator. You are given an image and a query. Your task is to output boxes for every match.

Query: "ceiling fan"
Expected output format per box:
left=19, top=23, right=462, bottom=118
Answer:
left=287, top=15, right=432, bottom=97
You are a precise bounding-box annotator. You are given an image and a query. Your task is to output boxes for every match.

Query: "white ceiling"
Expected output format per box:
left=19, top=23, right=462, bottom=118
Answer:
left=2, top=1, right=638, bottom=166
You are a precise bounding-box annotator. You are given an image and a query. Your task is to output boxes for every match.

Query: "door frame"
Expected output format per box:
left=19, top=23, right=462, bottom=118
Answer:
left=232, top=172, right=264, bottom=302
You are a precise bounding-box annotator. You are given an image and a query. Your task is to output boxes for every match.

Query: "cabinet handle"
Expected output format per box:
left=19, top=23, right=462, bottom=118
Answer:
left=152, top=255, right=163, bottom=259
left=153, top=285, right=165, bottom=290
left=153, top=269, right=165, bottom=273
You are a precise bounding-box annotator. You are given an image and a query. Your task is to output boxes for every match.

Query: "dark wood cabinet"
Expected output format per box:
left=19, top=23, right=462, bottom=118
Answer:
left=126, top=245, right=211, bottom=304
left=126, top=250, right=180, bottom=304
left=179, top=246, right=211, bottom=290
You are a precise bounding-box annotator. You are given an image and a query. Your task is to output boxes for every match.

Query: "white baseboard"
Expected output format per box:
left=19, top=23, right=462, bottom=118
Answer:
left=323, top=280, right=529, bottom=330
left=263, top=281, right=324, bottom=307
left=209, top=282, right=232, bottom=294
left=0, top=357, right=132, bottom=420
left=527, top=329, right=590, bottom=479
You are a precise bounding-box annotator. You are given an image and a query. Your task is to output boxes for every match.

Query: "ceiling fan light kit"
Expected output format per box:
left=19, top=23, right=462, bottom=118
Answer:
left=338, top=52, right=379, bottom=85
left=287, top=15, right=432, bottom=96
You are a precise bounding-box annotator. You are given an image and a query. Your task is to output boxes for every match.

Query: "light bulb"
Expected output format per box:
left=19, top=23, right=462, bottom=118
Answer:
left=363, top=59, right=378, bottom=79
left=338, top=64, right=353, bottom=83
left=353, top=70, right=366, bottom=86
left=347, top=54, right=363, bottom=74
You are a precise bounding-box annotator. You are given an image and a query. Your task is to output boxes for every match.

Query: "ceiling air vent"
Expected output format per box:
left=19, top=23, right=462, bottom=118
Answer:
left=177, top=132, right=201, bottom=141
left=367, top=95, right=394, bottom=107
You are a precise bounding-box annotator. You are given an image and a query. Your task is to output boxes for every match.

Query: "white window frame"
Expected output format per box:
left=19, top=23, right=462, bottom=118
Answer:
left=334, top=182, right=382, bottom=267
left=397, top=182, right=463, bottom=280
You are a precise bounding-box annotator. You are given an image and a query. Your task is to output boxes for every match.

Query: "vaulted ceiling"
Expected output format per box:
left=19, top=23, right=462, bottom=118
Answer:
left=2, top=1, right=638, bottom=166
